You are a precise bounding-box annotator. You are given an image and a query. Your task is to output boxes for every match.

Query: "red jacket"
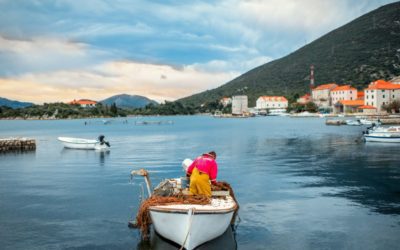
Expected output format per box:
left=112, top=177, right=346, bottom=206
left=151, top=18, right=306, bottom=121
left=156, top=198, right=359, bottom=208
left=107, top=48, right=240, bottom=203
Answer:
left=187, top=154, right=218, bottom=183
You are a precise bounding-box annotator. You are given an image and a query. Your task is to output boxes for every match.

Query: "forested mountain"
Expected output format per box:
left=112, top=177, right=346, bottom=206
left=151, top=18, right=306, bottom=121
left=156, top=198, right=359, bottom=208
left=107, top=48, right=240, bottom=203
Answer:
left=0, top=97, right=33, bottom=108
left=179, top=2, right=400, bottom=106
left=100, top=94, right=158, bottom=108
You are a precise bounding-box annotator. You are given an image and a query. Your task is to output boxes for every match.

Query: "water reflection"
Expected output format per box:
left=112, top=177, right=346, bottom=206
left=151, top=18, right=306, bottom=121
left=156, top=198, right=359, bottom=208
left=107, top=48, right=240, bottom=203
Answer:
left=136, top=226, right=237, bottom=250
left=271, top=136, right=400, bottom=215
left=59, top=148, right=110, bottom=166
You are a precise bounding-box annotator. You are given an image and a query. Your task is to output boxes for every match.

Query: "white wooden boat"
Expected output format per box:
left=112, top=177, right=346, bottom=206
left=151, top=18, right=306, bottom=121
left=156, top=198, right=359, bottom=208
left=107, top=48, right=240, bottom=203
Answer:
left=131, top=170, right=238, bottom=250
left=58, top=136, right=110, bottom=150
left=149, top=194, right=237, bottom=250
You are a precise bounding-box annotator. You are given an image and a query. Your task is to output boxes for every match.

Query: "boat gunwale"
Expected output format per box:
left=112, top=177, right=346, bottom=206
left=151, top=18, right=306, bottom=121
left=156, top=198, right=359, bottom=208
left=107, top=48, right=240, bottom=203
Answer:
left=148, top=203, right=238, bottom=214
left=364, top=135, right=400, bottom=139
left=57, top=137, right=98, bottom=144
left=149, top=204, right=237, bottom=214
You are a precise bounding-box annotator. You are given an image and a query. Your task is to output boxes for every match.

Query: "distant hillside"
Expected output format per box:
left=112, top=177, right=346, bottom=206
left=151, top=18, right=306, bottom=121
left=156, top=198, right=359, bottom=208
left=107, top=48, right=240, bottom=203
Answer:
left=0, top=97, right=33, bottom=109
left=100, top=94, right=158, bottom=108
left=179, top=2, right=400, bottom=106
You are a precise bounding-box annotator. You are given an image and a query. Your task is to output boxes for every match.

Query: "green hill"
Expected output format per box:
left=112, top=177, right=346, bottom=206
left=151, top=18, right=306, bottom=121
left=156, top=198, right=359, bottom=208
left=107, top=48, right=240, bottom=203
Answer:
left=179, top=2, right=400, bottom=106
left=100, top=94, right=158, bottom=108
left=0, top=97, right=33, bottom=109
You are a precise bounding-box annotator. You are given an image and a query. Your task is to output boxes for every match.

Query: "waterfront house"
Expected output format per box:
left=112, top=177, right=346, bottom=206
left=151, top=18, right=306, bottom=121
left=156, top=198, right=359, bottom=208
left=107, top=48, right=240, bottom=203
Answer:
left=296, top=93, right=311, bottom=105
left=69, top=99, right=97, bottom=108
left=312, top=83, right=338, bottom=112
left=357, top=105, right=377, bottom=114
left=256, top=96, right=288, bottom=110
left=232, top=96, right=248, bottom=115
left=364, top=80, right=400, bottom=112
left=331, top=85, right=358, bottom=113
left=335, top=100, right=364, bottom=113
left=220, top=97, right=232, bottom=107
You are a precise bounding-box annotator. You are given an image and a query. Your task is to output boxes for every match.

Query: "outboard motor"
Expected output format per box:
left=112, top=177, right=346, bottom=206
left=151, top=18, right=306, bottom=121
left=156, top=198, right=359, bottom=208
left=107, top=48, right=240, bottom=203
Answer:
left=98, top=135, right=111, bottom=147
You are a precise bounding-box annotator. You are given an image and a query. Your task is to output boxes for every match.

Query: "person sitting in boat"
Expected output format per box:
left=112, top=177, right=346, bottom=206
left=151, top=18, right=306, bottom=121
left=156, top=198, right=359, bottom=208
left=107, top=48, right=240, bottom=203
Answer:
left=186, top=151, right=218, bottom=197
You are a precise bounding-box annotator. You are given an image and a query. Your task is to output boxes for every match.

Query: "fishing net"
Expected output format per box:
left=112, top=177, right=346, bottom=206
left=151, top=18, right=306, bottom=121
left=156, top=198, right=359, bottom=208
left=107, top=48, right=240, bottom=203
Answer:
left=134, top=181, right=239, bottom=240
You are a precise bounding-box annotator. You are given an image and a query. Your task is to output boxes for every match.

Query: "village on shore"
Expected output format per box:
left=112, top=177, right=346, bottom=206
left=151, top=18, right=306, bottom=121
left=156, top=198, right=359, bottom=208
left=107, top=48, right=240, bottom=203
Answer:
left=216, top=75, right=400, bottom=120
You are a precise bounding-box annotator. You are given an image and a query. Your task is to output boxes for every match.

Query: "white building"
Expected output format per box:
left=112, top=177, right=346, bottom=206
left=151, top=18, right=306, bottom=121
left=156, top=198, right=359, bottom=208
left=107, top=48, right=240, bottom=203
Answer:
left=232, top=95, right=248, bottom=115
left=220, top=97, right=232, bottom=107
left=364, top=80, right=400, bottom=112
left=256, top=96, right=288, bottom=110
left=312, top=83, right=338, bottom=110
left=297, top=93, right=311, bottom=105
left=331, top=85, right=357, bottom=104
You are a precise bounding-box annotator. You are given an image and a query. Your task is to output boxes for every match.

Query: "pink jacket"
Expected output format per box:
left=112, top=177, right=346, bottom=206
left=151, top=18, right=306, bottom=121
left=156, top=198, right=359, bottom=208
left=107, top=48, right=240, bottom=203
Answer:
left=187, top=154, right=218, bottom=183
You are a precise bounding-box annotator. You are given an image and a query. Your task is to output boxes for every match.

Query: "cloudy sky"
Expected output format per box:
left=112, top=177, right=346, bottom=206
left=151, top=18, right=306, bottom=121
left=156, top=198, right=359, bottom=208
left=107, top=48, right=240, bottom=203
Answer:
left=0, top=0, right=397, bottom=103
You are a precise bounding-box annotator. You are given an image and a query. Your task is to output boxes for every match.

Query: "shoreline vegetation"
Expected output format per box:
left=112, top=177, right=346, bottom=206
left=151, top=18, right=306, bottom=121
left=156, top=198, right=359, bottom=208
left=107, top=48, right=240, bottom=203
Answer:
left=1, top=99, right=399, bottom=121
left=0, top=100, right=232, bottom=120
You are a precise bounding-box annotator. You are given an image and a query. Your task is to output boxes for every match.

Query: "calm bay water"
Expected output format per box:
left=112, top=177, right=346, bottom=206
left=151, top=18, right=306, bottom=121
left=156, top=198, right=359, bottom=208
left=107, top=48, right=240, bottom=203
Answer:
left=0, top=116, right=399, bottom=250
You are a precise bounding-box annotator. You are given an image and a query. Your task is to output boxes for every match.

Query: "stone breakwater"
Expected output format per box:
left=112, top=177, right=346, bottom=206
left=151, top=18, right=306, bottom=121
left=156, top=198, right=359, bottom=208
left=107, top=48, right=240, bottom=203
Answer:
left=0, top=138, right=36, bottom=152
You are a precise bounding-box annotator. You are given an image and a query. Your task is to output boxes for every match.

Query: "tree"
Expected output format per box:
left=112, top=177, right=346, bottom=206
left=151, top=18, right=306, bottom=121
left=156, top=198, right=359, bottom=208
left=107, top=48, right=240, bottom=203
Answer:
left=110, top=103, right=118, bottom=116
left=382, top=100, right=400, bottom=113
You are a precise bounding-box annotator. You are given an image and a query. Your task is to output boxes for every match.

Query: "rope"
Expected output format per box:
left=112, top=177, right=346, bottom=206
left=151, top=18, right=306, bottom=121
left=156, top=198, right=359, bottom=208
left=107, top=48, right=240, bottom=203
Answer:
left=180, top=207, right=196, bottom=250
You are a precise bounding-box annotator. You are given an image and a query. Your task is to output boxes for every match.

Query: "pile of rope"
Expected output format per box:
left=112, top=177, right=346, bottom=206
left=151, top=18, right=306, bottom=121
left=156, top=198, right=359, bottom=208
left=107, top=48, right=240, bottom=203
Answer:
left=135, top=194, right=210, bottom=239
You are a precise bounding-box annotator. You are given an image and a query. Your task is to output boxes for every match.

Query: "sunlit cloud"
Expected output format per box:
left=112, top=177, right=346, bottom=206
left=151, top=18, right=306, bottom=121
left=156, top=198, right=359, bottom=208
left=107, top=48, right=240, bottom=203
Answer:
left=0, top=0, right=396, bottom=103
left=0, top=60, right=238, bottom=103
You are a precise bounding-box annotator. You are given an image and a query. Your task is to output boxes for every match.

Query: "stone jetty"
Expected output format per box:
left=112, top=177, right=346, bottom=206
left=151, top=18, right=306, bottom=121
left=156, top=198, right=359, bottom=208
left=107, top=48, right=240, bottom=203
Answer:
left=0, top=138, right=36, bottom=152
left=325, top=119, right=346, bottom=125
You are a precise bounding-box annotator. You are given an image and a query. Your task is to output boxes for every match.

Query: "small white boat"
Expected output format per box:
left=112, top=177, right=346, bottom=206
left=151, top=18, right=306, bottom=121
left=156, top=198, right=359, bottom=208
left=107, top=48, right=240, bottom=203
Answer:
left=58, top=135, right=110, bottom=150
left=364, top=125, right=400, bottom=143
left=346, top=119, right=361, bottom=126
left=364, top=133, right=400, bottom=143
left=131, top=169, right=238, bottom=250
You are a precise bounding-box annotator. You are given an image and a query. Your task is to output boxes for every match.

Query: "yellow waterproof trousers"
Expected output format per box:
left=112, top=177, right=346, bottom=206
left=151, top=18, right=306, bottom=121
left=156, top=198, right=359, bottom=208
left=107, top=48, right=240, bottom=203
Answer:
left=189, top=168, right=211, bottom=197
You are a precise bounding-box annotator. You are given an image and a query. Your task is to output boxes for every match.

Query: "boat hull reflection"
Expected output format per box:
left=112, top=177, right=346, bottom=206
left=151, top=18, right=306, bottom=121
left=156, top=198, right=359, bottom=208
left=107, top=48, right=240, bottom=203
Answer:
left=137, top=225, right=237, bottom=250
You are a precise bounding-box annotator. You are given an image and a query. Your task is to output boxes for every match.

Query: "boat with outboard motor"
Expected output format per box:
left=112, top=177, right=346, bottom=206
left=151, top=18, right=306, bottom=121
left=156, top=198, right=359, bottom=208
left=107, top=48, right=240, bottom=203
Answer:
left=363, top=125, right=400, bottom=143
left=130, top=164, right=238, bottom=250
left=57, top=135, right=110, bottom=150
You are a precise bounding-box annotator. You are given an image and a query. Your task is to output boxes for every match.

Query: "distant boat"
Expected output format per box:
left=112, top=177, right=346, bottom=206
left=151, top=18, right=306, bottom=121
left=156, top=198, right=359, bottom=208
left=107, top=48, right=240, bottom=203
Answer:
left=58, top=135, right=110, bottom=150
left=364, top=126, right=400, bottom=143
left=364, top=133, right=400, bottom=143
left=134, top=121, right=173, bottom=125
left=346, top=119, right=362, bottom=126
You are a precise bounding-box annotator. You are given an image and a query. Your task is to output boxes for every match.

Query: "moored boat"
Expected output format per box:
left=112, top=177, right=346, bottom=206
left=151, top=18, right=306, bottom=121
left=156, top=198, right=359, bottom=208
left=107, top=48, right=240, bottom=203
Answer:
left=364, top=133, right=400, bottom=143
left=130, top=169, right=238, bottom=250
left=363, top=126, right=400, bottom=143
left=57, top=135, right=110, bottom=150
left=346, top=119, right=361, bottom=126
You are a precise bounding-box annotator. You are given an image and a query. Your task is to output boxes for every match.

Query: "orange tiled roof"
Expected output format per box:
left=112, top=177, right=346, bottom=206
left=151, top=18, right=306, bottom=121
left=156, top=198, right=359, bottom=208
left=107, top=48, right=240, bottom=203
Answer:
left=313, top=83, right=338, bottom=91
left=300, top=93, right=311, bottom=99
left=69, top=99, right=97, bottom=105
left=338, top=100, right=364, bottom=106
left=366, top=79, right=400, bottom=90
left=258, top=96, right=288, bottom=102
left=332, top=85, right=357, bottom=91
left=358, top=105, right=376, bottom=109
left=357, top=92, right=364, bottom=98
